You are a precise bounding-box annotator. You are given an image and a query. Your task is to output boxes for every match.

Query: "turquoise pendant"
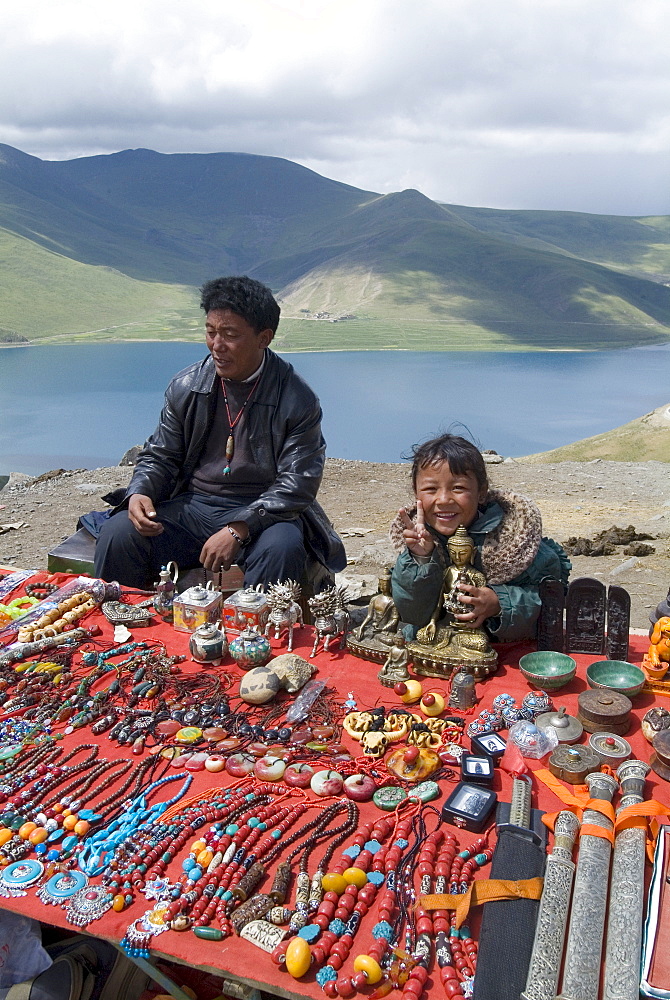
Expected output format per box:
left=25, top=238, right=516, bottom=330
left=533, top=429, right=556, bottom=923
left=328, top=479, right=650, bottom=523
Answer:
left=37, top=870, right=88, bottom=905
left=0, top=859, right=44, bottom=890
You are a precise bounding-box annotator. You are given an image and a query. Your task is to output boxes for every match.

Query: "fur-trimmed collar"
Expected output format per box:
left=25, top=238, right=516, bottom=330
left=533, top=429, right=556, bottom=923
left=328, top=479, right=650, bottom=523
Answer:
left=389, top=488, right=543, bottom=585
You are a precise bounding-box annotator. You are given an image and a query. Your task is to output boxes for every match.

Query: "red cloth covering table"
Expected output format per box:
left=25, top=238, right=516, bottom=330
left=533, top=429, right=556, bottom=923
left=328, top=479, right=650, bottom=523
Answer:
left=0, top=573, right=668, bottom=999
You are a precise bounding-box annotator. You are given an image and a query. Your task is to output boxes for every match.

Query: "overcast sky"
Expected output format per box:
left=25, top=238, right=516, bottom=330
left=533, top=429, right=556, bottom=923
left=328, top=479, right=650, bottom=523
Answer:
left=1, top=0, right=668, bottom=215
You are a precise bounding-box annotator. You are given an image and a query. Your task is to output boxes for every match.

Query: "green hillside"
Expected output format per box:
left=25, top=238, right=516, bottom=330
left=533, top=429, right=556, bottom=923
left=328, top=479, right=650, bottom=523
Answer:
left=446, top=205, right=670, bottom=282
left=0, top=228, right=198, bottom=341
left=521, top=402, right=670, bottom=462
left=273, top=192, right=670, bottom=349
left=0, top=143, right=669, bottom=349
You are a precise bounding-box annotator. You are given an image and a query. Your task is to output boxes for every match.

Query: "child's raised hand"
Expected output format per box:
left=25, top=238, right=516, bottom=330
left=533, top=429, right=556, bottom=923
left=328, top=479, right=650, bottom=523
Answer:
left=399, top=500, right=434, bottom=558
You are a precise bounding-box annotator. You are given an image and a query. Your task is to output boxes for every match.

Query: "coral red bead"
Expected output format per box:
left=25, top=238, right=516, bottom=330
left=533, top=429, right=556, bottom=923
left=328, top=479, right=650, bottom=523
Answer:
left=329, top=956, right=343, bottom=971
left=323, top=983, right=338, bottom=999
left=409, top=967, right=429, bottom=984
left=443, top=983, right=464, bottom=998
left=416, top=918, right=433, bottom=935
left=314, top=913, right=330, bottom=930
left=311, top=946, right=327, bottom=965
left=352, top=972, right=368, bottom=990
left=336, top=977, right=355, bottom=998
left=440, top=967, right=458, bottom=983
left=402, top=981, right=423, bottom=998
left=358, top=885, right=376, bottom=904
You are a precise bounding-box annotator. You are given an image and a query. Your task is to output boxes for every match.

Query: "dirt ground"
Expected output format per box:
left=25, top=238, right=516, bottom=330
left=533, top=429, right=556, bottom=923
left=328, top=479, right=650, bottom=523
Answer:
left=1, top=456, right=669, bottom=629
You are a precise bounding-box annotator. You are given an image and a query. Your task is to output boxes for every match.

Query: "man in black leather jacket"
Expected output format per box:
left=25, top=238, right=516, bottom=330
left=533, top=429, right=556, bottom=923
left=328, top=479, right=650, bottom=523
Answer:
left=94, top=276, right=346, bottom=589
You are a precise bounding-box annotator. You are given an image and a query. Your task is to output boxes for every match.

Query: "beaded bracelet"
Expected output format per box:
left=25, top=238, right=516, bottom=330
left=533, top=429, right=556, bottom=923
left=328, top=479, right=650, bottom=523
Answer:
left=25, top=582, right=59, bottom=599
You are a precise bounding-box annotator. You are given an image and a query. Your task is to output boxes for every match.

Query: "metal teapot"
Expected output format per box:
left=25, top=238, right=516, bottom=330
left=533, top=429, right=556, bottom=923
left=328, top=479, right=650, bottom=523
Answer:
left=189, top=621, right=227, bottom=665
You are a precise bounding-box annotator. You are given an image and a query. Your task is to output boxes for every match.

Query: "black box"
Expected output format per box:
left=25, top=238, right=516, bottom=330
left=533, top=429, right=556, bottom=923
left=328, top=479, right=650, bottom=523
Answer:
left=470, top=729, right=506, bottom=764
left=460, top=753, right=495, bottom=785
left=441, top=782, right=497, bottom=832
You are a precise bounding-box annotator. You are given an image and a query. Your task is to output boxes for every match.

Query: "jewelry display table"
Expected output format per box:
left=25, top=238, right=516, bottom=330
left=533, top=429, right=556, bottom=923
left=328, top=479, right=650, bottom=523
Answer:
left=0, top=573, right=667, bottom=1000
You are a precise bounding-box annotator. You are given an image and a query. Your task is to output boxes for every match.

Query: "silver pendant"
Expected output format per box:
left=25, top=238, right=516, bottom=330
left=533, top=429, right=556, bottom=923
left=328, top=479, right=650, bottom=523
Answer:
left=0, top=859, right=44, bottom=896
left=37, top=869, right=88, bottom=905
left=65, top=884, right=114, bottom=926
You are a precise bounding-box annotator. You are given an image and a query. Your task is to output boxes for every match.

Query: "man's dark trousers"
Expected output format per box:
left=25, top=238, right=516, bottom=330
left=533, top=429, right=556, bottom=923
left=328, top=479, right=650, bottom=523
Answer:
left=94, top=492, right=306, bottom=589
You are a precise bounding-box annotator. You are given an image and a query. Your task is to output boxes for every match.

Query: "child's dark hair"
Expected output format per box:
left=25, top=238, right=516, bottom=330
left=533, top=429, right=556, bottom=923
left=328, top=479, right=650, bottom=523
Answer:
left=410, top=434, right=489, bottom=494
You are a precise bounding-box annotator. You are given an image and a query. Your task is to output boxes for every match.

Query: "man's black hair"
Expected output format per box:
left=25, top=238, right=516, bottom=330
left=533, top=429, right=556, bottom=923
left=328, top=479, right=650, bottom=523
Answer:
left=200, top=276, right=280, bottom=334
left=410, top=433, right=489, bottom=494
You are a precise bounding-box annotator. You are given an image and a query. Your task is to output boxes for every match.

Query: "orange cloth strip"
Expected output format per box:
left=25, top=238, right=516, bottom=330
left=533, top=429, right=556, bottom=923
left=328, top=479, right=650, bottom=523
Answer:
left=534, top=769, right=589, bottom=808
left=580, top=823, right=614, bottom=844
left=614, top=800, right=670, bottom=834
left=421, top=877, right=544, bottom=929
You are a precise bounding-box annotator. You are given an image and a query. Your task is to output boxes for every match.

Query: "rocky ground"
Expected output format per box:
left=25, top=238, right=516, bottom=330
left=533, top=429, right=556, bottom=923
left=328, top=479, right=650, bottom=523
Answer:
left=1, top=456, right=669, bottom=629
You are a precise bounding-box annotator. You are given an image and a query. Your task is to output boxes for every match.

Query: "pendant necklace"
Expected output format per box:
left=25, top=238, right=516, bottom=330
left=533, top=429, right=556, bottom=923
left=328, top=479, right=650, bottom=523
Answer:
left=221, top=376, right=260, bottom=476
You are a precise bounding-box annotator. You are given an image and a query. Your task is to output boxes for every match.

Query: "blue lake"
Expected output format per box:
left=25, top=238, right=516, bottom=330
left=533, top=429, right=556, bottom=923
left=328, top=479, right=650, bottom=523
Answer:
left=1, top=343, right=668, bottom=475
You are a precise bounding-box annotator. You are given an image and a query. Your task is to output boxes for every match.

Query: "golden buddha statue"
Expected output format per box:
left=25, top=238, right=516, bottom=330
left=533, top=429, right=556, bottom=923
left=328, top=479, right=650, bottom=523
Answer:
left=409, top=526, right=498, bottom=680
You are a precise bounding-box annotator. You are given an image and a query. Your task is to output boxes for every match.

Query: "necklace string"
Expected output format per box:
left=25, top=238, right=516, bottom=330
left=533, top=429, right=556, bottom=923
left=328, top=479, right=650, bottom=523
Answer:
left=220, top=376, right=261, bottom=476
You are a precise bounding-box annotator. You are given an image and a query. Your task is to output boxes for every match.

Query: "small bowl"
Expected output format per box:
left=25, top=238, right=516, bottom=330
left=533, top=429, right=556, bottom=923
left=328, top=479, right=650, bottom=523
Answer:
left=586, top=660, right=645, bottom=698
left=519, top=651, right=577, bottom=691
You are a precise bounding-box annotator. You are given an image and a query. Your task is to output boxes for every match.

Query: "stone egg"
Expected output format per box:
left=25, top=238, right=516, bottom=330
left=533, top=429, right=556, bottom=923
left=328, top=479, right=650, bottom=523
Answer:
left=239, top=666, right=281, bottom=705
left=642, top=706, right=670, bottom=744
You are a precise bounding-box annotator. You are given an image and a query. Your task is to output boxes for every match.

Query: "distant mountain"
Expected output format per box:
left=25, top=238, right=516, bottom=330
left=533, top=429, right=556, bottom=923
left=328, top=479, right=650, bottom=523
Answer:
left=1, top=143, right=669, bottom=348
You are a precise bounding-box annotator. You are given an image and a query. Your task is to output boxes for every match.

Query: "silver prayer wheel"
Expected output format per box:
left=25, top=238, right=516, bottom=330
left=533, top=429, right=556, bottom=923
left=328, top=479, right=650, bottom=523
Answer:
left=602, top=758, right=651, bottom=1000
left=557, top=770, right=617, bottom=1000
left=522, top=810, right=580, bottom=1000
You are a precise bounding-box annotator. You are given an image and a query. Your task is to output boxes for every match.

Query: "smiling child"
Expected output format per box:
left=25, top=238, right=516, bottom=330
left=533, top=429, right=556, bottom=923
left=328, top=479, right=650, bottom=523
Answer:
left=390, top=434, right=571, bottom=643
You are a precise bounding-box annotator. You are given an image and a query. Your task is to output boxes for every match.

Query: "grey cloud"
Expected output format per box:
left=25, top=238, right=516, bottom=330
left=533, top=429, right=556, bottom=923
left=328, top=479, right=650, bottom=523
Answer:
left=0, top=0, right=668, bottom=214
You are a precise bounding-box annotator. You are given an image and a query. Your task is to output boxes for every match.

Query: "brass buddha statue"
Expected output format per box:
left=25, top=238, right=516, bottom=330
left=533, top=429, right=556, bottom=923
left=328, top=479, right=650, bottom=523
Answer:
left=346, top=570, right=402, bottom=663
left=409, top=526, right=498, bottom=680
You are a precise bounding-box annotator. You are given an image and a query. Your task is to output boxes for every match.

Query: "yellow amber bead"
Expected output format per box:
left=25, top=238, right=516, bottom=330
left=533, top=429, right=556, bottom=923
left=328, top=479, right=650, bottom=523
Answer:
left=74, top=820, right=90, bottom=836
left=0, top=829, right=14, bottom=847
left=343, top=867, right=368, bottom=888
left=62, top=814, right=78, bottom=830
left=400, top=679, right=423, bottom=704
left=420, top=692, right=446, bottom=717
left=190, top=840, right=207, bottom=854
left=321, top=872, right=348, bottom=895
left=285, top=936, right=312, bottom=979
left=112, top=894, right=127, bottom=912
left=29, top=827, right=49, bottom=845
left=353, top=955, right=383, bottom=984
left=197, top=849, right=214, bottom=867
left=18, top=822, right=37, bottom=840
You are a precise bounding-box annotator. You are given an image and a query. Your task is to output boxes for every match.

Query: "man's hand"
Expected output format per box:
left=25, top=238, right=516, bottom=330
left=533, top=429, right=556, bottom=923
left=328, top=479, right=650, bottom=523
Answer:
left=199, top=522, right=249, bottom=572
left=128, top=494, right=164, bottom=536
left=453, top=584, right=501, bottom=629
left=399, top=500, right=434, bottom=558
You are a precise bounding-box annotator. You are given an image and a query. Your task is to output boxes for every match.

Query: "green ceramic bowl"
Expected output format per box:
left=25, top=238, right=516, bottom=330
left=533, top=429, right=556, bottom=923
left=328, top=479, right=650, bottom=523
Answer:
left=585, top=660, right=645, bottom=698
left=519, top=651, right=577, bottom=690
